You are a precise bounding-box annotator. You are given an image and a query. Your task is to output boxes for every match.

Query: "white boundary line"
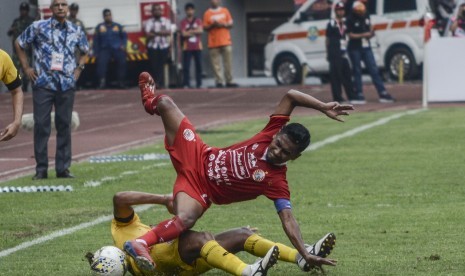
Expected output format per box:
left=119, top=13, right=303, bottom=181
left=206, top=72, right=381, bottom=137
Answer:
left=305, top=109, right=425, bottom=152
left=0, top=109, right=425, bottom=258
left=0, top=205, right=152, bottom=258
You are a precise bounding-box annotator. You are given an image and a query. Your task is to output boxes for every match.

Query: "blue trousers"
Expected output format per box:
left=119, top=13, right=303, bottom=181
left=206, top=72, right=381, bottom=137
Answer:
left=348, top=47, right=386, bottom=97
left=96, top=48, right=126, bottom=80
left=182, top=50, right=202, bottom=88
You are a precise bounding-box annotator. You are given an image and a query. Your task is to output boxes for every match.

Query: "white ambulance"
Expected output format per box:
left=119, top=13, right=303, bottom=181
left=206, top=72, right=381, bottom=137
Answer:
left=264, top=0, right=440, bottom=85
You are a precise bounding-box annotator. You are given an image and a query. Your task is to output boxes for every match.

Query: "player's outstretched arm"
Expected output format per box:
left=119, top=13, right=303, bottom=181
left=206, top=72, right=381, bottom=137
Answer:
left=113, top=191, right=174, bottom=219
left=278, top=209, right=336, bottom=268
left=0, top=86, right=23, bottom=142
left=273, top=89, right=354, bottom=122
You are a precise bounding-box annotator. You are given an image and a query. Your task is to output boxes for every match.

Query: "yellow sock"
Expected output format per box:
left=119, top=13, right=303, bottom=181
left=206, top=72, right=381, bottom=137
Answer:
left=200, top=240, right=247, bottom=276
left=244, top=234, right=298, bottom=263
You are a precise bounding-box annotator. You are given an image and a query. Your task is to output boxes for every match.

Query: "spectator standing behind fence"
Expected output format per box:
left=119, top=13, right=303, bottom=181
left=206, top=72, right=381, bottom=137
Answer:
left=346, top=1, right=395, bottom=104
left=93, top=9, right=127, bottom=89
left=203, top=0, right=238, bottom=88
left=144, top=4, right=172, bottom=89
left=180, top=3, right=203, bottom=89
left=15, top=0, right=89, bottom=180
left=326, top=2, right=356, bottom=103
left=450, top=3, right=465, bottom=37
left=7, top=2, right=34, bottom=92
left=0, top=49, right=24, bottom=142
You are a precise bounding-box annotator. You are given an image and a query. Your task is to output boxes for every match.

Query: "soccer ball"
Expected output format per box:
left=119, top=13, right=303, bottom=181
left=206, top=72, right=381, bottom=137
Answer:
left=90, top=246, right=127, bottom=276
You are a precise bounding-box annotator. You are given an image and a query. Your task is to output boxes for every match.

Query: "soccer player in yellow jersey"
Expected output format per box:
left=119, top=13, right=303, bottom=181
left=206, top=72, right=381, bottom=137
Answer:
left=0, top=49, right=23, bottom=142
left=86, top=191, right=336, bottom=276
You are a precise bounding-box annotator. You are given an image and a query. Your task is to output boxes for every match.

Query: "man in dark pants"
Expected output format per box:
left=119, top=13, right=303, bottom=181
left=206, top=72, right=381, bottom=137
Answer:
left=346, top=1, right=395, bottom=103
left=144, top=4, right=172, bottom=89
left=180, top=3, right=203, bottom=89
left=326, top=2, right=356, bottom=103
left=94, top=9, right=127, bottom=89
left=15, top=0, right=88, bottom=180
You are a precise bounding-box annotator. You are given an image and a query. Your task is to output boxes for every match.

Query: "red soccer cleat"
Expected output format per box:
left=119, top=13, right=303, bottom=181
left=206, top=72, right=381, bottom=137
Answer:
left=123, top=240, right=156, bottom=274
left=139, top=72, right=157, bottom=115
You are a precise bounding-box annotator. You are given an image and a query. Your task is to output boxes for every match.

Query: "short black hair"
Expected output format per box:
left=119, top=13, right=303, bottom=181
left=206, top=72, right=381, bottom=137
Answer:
left=69, top=3, right=79, bottom=10
left=103, top=8, right=111, bottom=16
left=280, top=123, right=311, bottom=153
left=185, top=3, right=195, bottom=10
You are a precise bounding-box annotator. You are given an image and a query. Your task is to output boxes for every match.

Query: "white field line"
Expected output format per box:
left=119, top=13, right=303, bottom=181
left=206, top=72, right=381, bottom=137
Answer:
left=305, top=109, right=425, bottom=152
left=0, top=109, right=424, bottom=258
left=83, top=165, right=166, bottom=188
left=0, top=205, right=152, bottom=258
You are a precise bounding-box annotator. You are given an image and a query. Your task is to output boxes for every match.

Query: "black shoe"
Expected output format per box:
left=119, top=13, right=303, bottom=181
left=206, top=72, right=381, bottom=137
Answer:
left=379, top=92, right=395, bottom=103
left=215, top=83, right=224, bottom=88
left=226, top=82, right=238, bottom=88
left=32, top=171, right=48, bottom=180
left=56, top=169, right=75, bottom=178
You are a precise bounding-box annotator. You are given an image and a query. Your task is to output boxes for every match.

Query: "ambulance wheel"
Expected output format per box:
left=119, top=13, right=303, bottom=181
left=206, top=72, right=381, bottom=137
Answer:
left=386, top=46, right=419, bottom=80
left=273, top=54, right=302, bottom=85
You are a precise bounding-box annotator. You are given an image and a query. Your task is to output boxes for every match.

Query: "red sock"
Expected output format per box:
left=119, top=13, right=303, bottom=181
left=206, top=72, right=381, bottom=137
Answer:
left=137, top=216, right=186, bottom=246
left=152, top=95, right=171, bottom=116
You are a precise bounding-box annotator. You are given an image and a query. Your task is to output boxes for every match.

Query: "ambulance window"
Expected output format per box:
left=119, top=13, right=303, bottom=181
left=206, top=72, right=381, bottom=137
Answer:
left=384, top=0, right=417, bottom=13
left=367, top=0, right=377, bottom=15
left=302, top=0, right=332, bottom=21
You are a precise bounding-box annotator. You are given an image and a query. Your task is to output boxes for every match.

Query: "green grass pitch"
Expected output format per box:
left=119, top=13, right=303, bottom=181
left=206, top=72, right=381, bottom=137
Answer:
left=1, top=107, right=464, bottom=275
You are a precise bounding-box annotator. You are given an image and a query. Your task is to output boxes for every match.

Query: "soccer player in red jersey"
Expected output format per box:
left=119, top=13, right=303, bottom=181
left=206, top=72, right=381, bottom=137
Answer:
left=124, top=72, right=353, bottom=275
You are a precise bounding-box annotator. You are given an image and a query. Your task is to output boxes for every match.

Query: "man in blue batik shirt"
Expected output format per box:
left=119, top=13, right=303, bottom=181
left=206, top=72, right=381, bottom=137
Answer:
left=15, top=0, right=89, bottom=180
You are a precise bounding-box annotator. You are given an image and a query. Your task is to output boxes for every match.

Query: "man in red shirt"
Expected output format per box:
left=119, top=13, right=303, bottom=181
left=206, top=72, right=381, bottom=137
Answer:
left=180, top=3, right=203, bottom=89
left=125, top=72, right=352, bottom=274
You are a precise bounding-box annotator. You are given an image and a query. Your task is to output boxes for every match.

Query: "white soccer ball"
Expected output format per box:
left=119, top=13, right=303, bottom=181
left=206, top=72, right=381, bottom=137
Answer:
left=90, top=246, right=127, bottom=276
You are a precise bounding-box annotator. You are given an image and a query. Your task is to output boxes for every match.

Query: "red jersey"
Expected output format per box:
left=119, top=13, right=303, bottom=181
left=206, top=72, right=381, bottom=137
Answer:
left=180, top=17, right=203, bottom=51
left=203, top=116, right=290, bottom=204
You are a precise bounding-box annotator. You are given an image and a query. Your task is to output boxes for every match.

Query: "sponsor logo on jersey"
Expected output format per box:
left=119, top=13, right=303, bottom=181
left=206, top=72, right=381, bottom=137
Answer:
left=209, top=154, right=215, bottom=161
left=252, top=169, right=266, bottom=182
left=183, top=129, right=195, bottom=141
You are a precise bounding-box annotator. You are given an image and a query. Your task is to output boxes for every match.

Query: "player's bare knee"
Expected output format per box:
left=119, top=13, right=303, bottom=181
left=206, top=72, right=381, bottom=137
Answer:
left=177, top=214, right=198, bottom=229
left=197, top=231, right=214, bottom=244
left=237, top=227, right=255, bottom=239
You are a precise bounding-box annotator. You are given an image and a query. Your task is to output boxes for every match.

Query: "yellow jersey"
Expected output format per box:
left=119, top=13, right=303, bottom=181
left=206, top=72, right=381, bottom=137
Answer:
left=0, top=49, right=21, bottom=90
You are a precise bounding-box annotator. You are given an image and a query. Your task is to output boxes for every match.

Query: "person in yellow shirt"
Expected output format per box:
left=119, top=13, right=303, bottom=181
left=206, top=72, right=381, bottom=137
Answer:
left=203, top=0, right=238, bottom=88
left=0, top=49, right=23, bottom=142
left=86, top=191, right=336, bottom=275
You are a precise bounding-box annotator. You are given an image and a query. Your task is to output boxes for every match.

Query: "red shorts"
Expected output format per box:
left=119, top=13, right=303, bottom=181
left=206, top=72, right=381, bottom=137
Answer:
left=165, top=117, right=212, bottom=210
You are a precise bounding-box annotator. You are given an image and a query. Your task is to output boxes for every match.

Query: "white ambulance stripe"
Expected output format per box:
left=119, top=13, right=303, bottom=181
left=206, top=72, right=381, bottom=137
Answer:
left=0, top=108, right=425, bottom=258
left=305, top=109, right=425, bottom=152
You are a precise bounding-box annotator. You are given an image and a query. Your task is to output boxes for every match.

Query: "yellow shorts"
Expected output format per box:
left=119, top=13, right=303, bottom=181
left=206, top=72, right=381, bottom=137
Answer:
left=111, top=214, right=212, bottom=275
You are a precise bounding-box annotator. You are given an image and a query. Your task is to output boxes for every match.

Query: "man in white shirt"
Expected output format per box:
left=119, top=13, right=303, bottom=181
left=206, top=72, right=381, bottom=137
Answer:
left=144, top=4, right=172, bottom=89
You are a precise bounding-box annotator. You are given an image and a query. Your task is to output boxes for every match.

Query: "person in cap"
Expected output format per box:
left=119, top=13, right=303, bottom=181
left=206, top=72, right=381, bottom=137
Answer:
left=67, top=3, right=87, bottom=35
left=325, top=1, right=356, bottom=103
left=7, top=1, right=35, bottom=92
